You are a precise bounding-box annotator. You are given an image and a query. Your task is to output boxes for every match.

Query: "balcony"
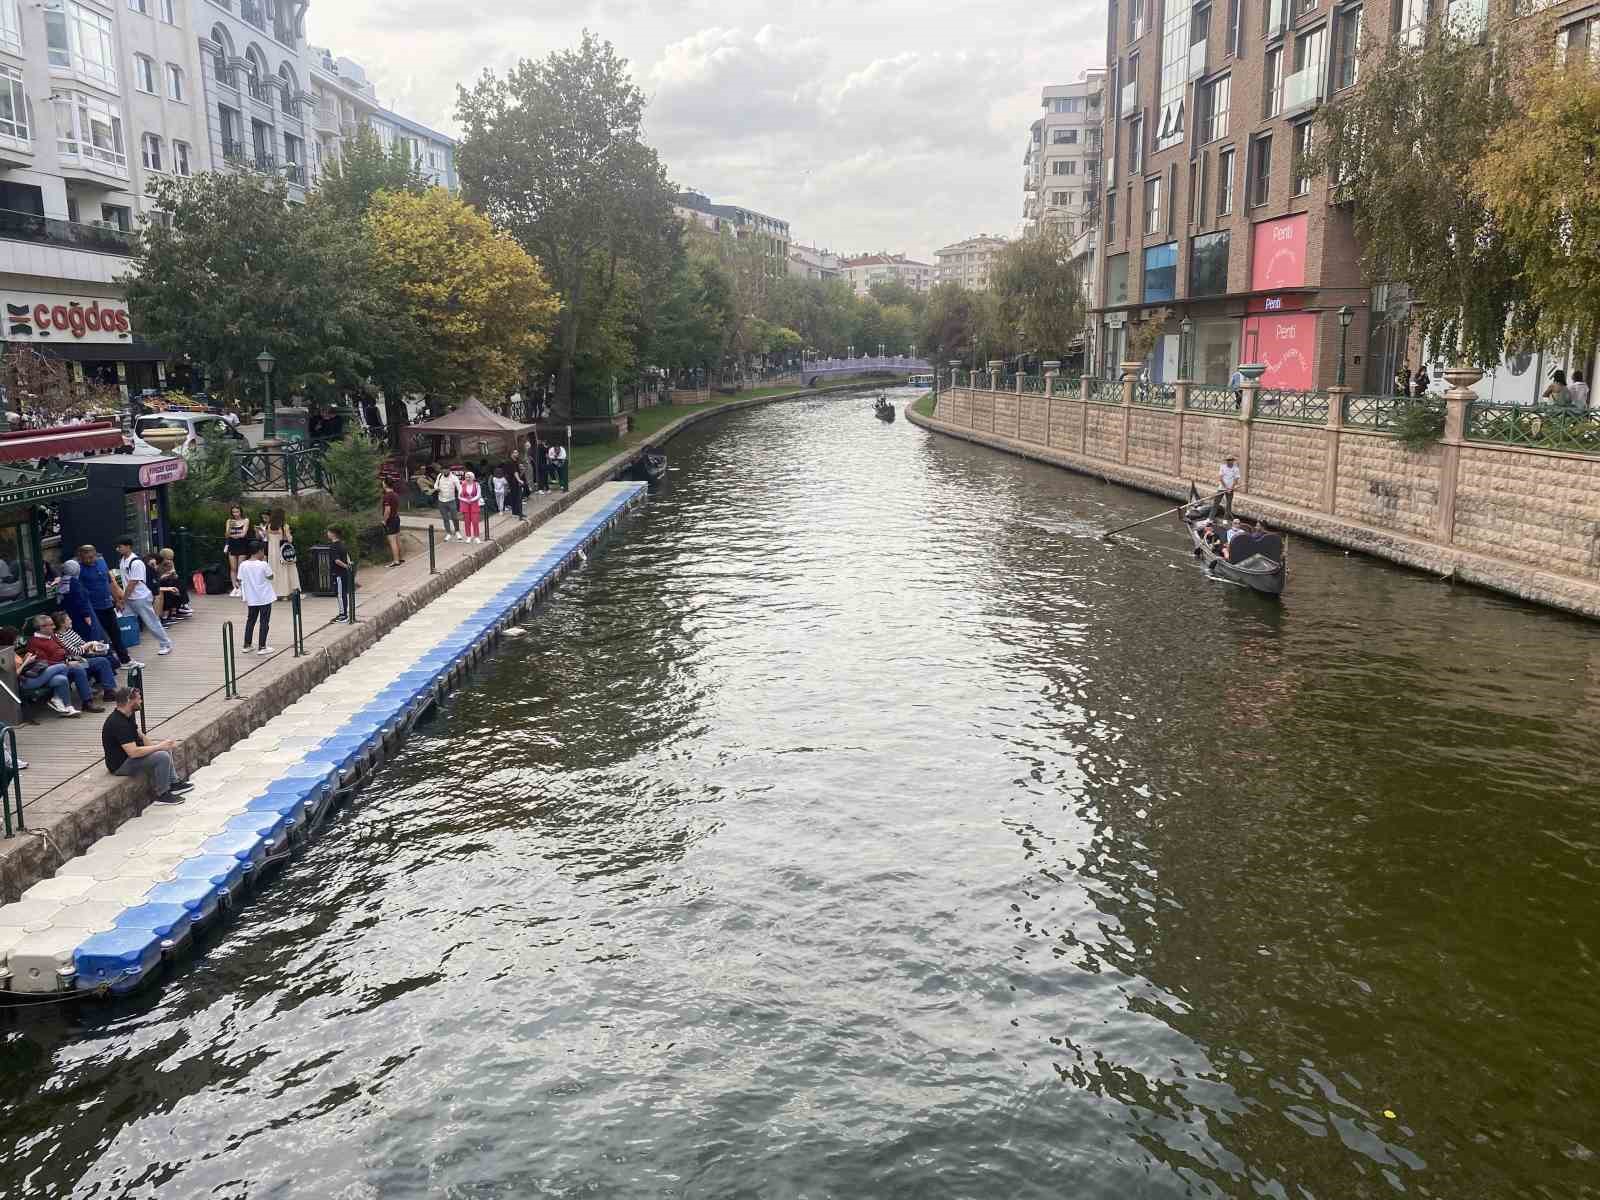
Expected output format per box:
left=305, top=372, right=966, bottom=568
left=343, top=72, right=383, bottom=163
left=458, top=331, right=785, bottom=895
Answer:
left=0, top=208, right=134, bottom=256
left=1120, top=79, right=1138, bottom=115
left=253, top=150, right=278, bottom=174
left=1024, top=175, right=1038, bottom=192
left=56, top=139, right=129, bottom=183
left=222, top=138, right=247, bottom=163
left=313, top=104, right=339, bottom=135
left=284, top=162, right=305, bottom=186
left=1188, top=38, right=1208, bottom=79
left=1282, top=65, right=1323, bottom=113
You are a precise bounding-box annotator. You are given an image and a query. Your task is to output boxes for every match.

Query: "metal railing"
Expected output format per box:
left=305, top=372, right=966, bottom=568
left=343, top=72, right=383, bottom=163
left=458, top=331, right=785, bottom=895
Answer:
left=1, top=723, right=23, bottom=836
left=1086, top=376, right=1120, bottom=404
left=1020, top=374, right=1048, bottom=394
left=1188, top=384, right=1242, bottom=413
left=222, top=622, right=239, bottom=700
left=1049, top=375, right=1083, bottom=396
left=1255, top=388, right=1331, bottom=424
left=0, top=207, right=135, bottom=255
left=1465, top=402, right=1600, bottom=454
left=1343, top=392, right=1440, bottom=430
left=233, top=444, right=329, bottom=495
left=1133, top=381, right=1176, bottom=408
left=290, top=591, right=306, bottom=656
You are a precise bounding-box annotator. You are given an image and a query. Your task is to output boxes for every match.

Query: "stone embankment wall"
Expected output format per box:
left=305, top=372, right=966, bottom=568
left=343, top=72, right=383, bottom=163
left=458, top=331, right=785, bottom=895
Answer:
left=914, top=373, right=1600, bottom=620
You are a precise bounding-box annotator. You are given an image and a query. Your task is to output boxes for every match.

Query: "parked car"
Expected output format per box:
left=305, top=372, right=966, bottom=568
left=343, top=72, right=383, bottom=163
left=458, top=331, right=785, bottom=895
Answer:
left=134, top=412, right=248, bottom=448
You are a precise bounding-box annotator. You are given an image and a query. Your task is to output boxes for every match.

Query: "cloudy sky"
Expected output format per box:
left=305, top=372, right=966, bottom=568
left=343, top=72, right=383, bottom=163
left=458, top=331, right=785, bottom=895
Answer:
left=305, top=1, right=1105, bottom=261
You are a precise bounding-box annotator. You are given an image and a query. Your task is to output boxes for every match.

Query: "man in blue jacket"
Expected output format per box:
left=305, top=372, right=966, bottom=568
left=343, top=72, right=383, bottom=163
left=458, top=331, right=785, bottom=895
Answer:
left=75, top=544, right=140, bottom=669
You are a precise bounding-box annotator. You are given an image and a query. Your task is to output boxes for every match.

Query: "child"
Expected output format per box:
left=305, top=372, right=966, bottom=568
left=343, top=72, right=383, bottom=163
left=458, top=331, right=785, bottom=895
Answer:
left=327, top=527, right=355, bottom=622
left=238, top=541, right=275, bottom=655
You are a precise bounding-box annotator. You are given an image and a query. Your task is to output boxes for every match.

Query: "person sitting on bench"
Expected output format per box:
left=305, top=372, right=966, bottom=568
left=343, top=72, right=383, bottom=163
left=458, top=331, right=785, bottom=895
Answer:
left=2, top=624, right=89, bottom=716
left=27, top=613, right=110, bottom=711
left=50, top=610, right=119, bottom=695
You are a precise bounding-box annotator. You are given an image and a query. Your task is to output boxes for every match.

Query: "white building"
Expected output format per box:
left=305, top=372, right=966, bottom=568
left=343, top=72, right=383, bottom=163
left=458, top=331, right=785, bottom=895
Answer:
left=304, top=46, right=457, bottom=192
left=788, top=242, right=839, bottom=281
left=1023, top=71, right=1104, bottom=237
left=934, top=235, right=1009, bottom=292
left=840, top=253, right=935, bottom=296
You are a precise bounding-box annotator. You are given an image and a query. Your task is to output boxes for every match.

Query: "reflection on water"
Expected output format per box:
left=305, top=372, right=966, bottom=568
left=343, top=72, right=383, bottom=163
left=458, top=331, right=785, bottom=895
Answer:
left=2, top=389, right=1597, bottom=1198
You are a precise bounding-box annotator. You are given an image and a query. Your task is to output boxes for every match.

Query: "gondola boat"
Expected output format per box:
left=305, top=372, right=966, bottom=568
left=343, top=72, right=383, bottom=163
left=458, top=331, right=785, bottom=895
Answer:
left=874, top=395, right=896, bottom=422
left=1180, top=484, right=1287, bottom=597
left=639, top=448, right=668, bottom=484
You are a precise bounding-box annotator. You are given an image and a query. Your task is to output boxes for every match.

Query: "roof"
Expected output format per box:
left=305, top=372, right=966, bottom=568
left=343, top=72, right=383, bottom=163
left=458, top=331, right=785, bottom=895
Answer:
left=842, top=254, right=933, bottom=269
left=0, top=422, right=126, bottom=465
left=403, top=398, right=535, bottom=440
left=0, top=460, right=90, bottom=508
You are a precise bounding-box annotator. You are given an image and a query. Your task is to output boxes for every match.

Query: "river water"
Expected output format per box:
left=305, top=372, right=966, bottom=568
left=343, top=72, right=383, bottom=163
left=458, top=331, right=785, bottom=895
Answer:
left=3, top=391, right=1597, bottom=1198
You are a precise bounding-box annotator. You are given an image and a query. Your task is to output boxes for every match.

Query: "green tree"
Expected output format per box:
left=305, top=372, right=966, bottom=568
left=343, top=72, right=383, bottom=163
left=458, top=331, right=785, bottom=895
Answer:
left=309, top=125, right=429, bottom=221
left=922, top=283, right=988, bottom=365
left=649, top=248, right=737, bottom=373
left=991, top=227, right=1086, bottom=360
left=868, top=278, right=928, bottom=321
left=1311, top=19, right=1527, bottom=367
left=456, top=32, right=679, bottom=418
left=323, top=432, right=384, bottom=514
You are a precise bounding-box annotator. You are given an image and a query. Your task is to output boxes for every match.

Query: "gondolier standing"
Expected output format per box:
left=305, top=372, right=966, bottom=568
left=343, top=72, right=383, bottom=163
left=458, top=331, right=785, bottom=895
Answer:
left=1213, top=454, right=1241, bottom=522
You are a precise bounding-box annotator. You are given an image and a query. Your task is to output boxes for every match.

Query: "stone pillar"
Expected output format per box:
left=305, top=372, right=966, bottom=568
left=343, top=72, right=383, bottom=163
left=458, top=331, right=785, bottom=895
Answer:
left=1080, top=374, right=1091, bottom=402
left=1119, top=361, right=1140, bottom=465
left=1325, top=386, right=1349, bottom=515
left=1043, top=361, right=1060, bottom=448
left=988, top=360, right=1004, bottom=392
left=1437, top=366, right=1482, bottom=545
left=1173, top=382, right=1189, bottom=477
left=1239, top=383, right=1257, bottom=495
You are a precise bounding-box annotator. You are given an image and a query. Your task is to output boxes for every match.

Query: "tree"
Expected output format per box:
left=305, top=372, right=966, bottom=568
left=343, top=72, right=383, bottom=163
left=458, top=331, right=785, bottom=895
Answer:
left=649, top=248, right=736, bottom=373
left=323, top=432, right=384, bottom=514
left=1474, top=54, right=1600, bottom=354
left=922, top=283, right=988, bottom=364
left=125, top=173, right=376, bottom=400
left=456, top=32, right=679, bottom=418
left=868, top=278, right=928, bottom=321
left=365, top=187, right=558, bottom=408
left=310, top=125, right=429, bottom=221
left=0, top=346, right=120, bottom=425
left=1312, top=19, right=1528, bottom=368
left=991, top=228, right=1086, bottom=360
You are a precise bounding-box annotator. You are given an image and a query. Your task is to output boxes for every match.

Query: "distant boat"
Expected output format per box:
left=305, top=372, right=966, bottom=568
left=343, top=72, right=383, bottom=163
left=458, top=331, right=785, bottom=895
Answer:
left=874, top=396, right=896, bottom=423
left=638, top=448, right=667, bottom=484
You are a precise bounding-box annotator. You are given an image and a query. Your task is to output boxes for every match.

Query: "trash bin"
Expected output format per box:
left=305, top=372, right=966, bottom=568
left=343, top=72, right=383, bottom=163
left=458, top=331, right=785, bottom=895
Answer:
left=275, top=407, right=310, bottom=445
left=304, top=544, right=339, bottom=597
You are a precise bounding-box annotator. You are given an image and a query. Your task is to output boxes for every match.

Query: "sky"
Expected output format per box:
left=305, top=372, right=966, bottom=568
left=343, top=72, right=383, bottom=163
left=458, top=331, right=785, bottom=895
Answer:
left=304, top=0, right=1106, bottom=262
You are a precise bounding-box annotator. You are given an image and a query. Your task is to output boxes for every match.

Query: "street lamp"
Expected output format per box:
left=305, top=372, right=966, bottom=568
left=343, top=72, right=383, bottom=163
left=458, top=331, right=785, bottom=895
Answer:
left=848, top=344, right=855, bottom=360
left=878, top=341, right=885, bottom=359
left=256, top=348, right=276, bottom=440
left=1337, top=305, right=1353, bottom=387
left=1179, top=316, right=1193, bottom=380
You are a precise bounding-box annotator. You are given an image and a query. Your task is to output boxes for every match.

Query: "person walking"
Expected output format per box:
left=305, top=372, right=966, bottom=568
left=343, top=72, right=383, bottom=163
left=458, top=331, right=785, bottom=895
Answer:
left=102, top=686, right=191, bottom=803
left=57, top=558, right=108, bottom=645
left=238, top=542, right=275, bottom=655
left=458, top=470, right=484, bottom=544
left=76, top=545, right=138, bottom=668
left=492, top=467, right=510, bottom=518
left=382, top=480, right=405, bottom=567
left=327, top=526, right=356, bottom=622
left=1569, top=369, right=1590, bottom=411
left=223, top=505, right=252, bottom=596
left=434, top=464, right=461, bottom=541
left=116, top=538, right=173, bottom=656
left=264, top=508, right=299, bottom=599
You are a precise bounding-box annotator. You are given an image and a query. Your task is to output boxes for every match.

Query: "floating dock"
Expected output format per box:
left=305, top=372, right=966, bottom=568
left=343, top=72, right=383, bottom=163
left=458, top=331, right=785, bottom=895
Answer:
left=0, top=482, right=647, bottom=999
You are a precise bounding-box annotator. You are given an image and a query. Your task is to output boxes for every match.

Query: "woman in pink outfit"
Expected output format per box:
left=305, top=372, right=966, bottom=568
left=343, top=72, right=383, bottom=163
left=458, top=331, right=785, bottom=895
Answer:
left=458, top=470, right=484, bottom=543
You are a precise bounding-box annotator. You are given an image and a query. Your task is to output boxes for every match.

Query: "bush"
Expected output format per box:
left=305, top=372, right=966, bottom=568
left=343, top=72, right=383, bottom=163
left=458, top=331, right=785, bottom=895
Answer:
left=172, top=427, right=241, bottom=510
left=1396, top=401, right=1446, bottom=453
left=323, top=432, right=383, bottom=513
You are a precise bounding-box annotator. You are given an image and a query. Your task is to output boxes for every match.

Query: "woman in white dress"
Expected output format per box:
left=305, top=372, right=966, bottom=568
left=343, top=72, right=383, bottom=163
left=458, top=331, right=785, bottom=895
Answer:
left=266, top=508, right=300, bottom=599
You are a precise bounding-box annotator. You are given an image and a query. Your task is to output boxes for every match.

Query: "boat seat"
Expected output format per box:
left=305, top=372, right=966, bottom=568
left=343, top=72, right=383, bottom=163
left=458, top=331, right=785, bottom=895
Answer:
left=1228, top=532, right=1283, bottom=563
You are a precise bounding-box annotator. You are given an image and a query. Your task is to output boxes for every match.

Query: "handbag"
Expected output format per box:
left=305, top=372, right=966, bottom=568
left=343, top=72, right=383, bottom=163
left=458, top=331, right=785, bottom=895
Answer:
left=280, top=542, right=298, bottom=564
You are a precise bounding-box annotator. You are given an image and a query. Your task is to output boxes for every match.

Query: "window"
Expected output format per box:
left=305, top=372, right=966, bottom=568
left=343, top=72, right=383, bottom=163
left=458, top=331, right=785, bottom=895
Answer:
left=0, top=0, right=19, bottom=53
left=1291, top=121, right=1313, bottom=195
left=212, top=26, right=234, bottom=87
left=1293, top=0, right=1318, bottom=17
left=1130, top=114, right=1144, bottom=172
left=167, top=63, right=184, bottom=100
left=46, top=1, right=118, bottom=87
left=1189, top=159, right=1202, bottom=224
left=140, top=131, right=162, bottom=171
left=173, top=138, right=190, bottom=175
left=1106, top=189, right=1118, bottom=236
left=0, top=521, right=41, bottom=606
left=1249, top=134, right=1272, bottom=207
left=245, top=49, right=268, bottom=103
left=129, top=0, right=147, bottom=13
left=1332, top=5, right=1361, bottom=90
left=52, top=90, right=126, bottom=170
left=1142, top=242, right=1178, bottom=302
left=0, top=64, right=27, bottom=143
left=241, top=0, right=265, bottom=29
left=1131, top=0, right=1145, bottom=39
left=1393, top=0, right=1426, bottom=44
left=1217, top=146, right=1235, bottom=214
left=278, top=63, right=298, bottom=116
left=1053, top=128, right=1079, bottom=144
left=1052, top=96, right=1084, bottom=113
left=160, top=0, right=175, bottom=21
left=1156, top=0, right=1195, bottom=151
left=1144, top=175, right=1163, bottom=232
left=1189, top=230, right=1230, bottom=295
left=1225, top=0, right=1241, bottom=53
left=1201, top=74, right=1230, bottom=142
left=134, top=54, right=156, bottom=94
left=1263, top=47, right=1283, bottom=116
left=1106, top=253, right=1130, bottom=304
left=1052, top=190, right=1071, bottom=206
left=219, top=104, right=242, bottom=157
left=1051, top=160, right=1078, bottom=175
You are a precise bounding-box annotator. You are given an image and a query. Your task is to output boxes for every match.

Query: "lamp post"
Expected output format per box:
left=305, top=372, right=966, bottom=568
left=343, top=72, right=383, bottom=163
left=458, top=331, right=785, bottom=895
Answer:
left=878, top=341, right=885, bottom=359
left=256, top=348, right=276, bottom=441
left=848, top=344, right=854, bottom=360
left=1179, top=316, right=1193, bottom=380
left=1336, top=305, right=1353, bottom=387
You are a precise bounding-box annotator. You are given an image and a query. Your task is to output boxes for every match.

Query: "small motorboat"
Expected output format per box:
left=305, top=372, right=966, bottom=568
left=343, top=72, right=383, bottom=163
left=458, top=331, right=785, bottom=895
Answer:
left=1180, top=484, right=1287, bottom=597
left=874, top=395, right=896, bottom=422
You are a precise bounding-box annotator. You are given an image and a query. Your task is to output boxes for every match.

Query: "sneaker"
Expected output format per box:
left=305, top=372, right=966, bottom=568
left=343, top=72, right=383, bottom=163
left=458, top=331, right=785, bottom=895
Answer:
left=157, top=645, right=173, bottom=655
left=47, top=697, right=78, bottom=716
left=13, top=759, right=27, bottom=770
left=257, top=646, right=275, bottom=655
left=125, top=659, right=146, bottom=670
left=331, top=614, right=348, bottom=623
left=153, top=792, right=186, bottom=805
left=229, top=587, right=241, bottom=598
left=167, top=780, right=195, bottom=795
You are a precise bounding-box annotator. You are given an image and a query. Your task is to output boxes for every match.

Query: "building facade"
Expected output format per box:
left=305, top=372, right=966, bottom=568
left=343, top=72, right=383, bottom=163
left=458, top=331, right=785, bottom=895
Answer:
left=840, top=253, right=935, bottom=296
left=935, top=235, right=1008, bottom=292
left=787, top=242, right=840, bottom=281
left=673, top=191, right=791, bottom=278
left=304, top=46, right=457, bottom=192
left=1023, top=72, right=1106, bottom=238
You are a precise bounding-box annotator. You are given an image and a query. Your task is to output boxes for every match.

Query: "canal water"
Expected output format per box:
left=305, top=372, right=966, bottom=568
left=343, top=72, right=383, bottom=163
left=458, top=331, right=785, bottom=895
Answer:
left=3, top=390, right=1597, bottom=1198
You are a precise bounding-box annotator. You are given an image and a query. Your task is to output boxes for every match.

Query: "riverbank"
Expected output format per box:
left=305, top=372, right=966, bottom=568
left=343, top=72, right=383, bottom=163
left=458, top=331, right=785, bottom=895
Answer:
left=0, top=381, right=871, bottom=903
left=907, top=391, right=1600, bottom=621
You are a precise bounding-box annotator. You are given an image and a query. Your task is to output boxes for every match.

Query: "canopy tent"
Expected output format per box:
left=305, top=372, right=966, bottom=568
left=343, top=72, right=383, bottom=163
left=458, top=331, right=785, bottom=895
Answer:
left=403, top=398, right=536, bottom=444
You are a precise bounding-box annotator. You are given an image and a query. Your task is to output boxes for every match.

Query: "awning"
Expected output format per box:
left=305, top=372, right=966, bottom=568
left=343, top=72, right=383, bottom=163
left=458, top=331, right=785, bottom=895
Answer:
left=0, top=422, right=126, bottom=463
left=0, top=460, right=91, bottom=508
left=15, top=337, right=174, bottom=364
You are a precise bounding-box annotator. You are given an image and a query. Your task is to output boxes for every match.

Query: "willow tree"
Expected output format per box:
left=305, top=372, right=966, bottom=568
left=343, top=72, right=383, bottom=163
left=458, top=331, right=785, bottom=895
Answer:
left=1475, top=54, right=1600, bottom=354
left=991, top=227, right=1086, bottom=362
left=1310, top=19, right=1528, bottom=368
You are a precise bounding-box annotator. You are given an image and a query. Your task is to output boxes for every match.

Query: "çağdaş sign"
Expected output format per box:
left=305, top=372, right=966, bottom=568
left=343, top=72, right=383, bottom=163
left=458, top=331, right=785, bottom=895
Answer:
left=3, top=294, right=133, bottom=344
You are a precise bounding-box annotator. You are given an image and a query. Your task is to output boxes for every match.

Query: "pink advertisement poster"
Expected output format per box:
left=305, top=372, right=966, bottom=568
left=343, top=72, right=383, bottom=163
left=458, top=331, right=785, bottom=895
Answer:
left=1243, top=314, right=1317, bottom=389
left=1250, top=214, right=1308, bottom=290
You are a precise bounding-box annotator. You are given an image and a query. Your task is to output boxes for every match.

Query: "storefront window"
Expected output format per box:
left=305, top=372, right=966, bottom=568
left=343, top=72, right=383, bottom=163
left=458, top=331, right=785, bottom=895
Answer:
left=1143, top=242, right=1178, bottom=302
left=1105, top=253, right=1130, bottom=306
left=0, top=517, right=39, bottom=606
left=1189, top=230, right=1230, bottom=295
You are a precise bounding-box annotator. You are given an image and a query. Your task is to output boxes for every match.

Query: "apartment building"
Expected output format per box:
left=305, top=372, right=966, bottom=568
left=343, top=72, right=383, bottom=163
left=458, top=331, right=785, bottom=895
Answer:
left=935, top=235, right=1008, bottom=292
left=195, top=0, right=313, bottom=198
left=840, top=253, right=935, bottom=296
left=788, top=243, right=840, bottom=281
left=1023, top=72, right=1106, bottom=238
left=674, top=191, right=791, bottom=278
left=305, top=47, right=457, bottom=192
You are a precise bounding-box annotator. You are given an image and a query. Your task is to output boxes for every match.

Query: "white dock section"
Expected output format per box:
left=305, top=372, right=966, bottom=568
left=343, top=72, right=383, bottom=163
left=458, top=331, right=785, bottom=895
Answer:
left=0, top=483, right=647, bottom=998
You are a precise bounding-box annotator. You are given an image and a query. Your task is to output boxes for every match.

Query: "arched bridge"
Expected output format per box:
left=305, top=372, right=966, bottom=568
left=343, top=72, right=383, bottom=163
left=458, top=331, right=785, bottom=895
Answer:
left=801, top=355, right=933, bottom=387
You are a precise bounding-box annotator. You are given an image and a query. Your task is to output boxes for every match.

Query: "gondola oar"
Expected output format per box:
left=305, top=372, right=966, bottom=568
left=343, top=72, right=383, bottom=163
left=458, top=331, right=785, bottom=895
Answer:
left=1101, top=491, right=1222, bottom=539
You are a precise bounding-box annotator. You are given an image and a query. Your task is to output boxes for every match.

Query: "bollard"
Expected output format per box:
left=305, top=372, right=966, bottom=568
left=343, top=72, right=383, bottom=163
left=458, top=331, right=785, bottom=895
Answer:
left=1, top=723, right=22, bottom=836
left=174, top=526, right=192, bottom=580
left=348, top=574, right=358, bottom=625
left=291, top=590, right=306, bottom=656
left=429, top=525, right=437, bottom=575
left=128, top=666, right=147, bottom=734
left=222, top=621, right=239, bottom=699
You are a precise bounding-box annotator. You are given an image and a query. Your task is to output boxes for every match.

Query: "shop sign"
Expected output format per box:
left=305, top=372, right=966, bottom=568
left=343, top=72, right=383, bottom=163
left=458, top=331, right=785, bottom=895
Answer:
left=1105, top=313, right=1127, bottom=328
left=1249, top=215, right=1309, bottom=291
left=3, top=294, right=133, bottom=344
left=1242, top=314, right=1317, bottom=389
left=138, top=458, right=188, bottom=487
left=1247, top=294, right=1307, bottom=314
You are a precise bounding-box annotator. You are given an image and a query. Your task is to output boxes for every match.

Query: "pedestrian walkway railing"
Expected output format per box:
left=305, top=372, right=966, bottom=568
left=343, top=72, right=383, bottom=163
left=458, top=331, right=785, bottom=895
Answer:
left=1133, top=381, right=1176, bottom=408
left=233, top=445, right=330, bottom=495
left=1, top=723, right=24, bottom=836
left=1086, top=377, right=1120, bottom=404
left=222, top=622, right=239, bottom=699
left=290, top=591, right=306, bottom=656
left=1255, top=389, right=1330, bottom=424
left=1021, top=374, right=1048, bottom=394
left=1466, top=401, right=1600, bottom=453
left=1342, top=393, right=1437, bottom=429
left=1188, top=384, right=1242, bottom=413
left=1049, top=375, right=1083, bottom=396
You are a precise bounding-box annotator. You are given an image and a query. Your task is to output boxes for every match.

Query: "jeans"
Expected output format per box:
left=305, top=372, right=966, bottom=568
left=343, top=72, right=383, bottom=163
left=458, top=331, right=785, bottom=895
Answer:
left=80, top=656, right=117, bottom=694
left=336, top=575, right=354, bottom=619
left=244, top=603, right=272, bottom=649
left=36, top=663, right=93, bottom=708
left=126, top=596, right=172, bottom=651
left=115, top=749, right=174, bottom=796
left=93, top=605, right=129, bottom=665
left=438, top=499, right=460, bottom=534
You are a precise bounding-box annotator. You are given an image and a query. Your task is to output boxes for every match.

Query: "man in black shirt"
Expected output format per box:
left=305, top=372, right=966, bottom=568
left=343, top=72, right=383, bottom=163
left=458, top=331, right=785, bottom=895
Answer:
left=102, top=686, right=191, bottom=803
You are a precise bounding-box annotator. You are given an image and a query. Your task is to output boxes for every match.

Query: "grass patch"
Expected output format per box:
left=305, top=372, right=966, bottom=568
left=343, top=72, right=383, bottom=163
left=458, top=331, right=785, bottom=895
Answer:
left=911, top=391, right=935, bottom=418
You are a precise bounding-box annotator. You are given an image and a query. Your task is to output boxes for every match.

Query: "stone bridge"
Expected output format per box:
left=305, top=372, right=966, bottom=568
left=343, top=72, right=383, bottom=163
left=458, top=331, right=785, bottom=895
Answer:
left=801, top=355, right=932, bottom=387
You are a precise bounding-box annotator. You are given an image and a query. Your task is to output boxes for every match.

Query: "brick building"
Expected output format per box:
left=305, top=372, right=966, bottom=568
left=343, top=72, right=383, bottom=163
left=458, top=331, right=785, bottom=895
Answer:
left=1094, top=0, right=1385, bottom=390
